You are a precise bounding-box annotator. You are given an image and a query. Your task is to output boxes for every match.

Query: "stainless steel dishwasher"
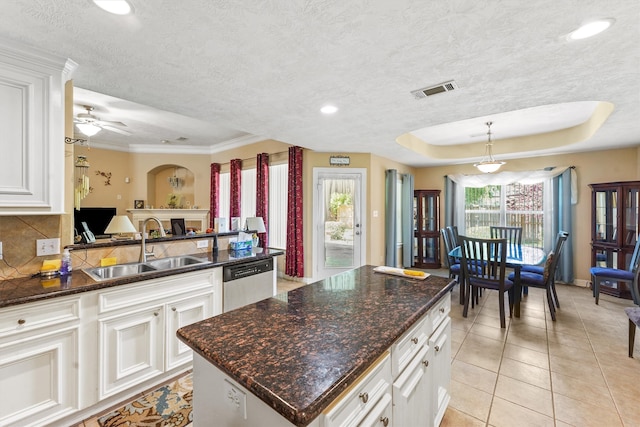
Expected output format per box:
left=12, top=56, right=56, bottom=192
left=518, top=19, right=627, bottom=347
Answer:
left=223, top=258, right=275, bottom=312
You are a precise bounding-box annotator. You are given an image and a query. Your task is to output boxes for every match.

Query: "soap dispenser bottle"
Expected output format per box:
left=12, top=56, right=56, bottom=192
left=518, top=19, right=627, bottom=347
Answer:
left=60, top=249, right=72, bottom=275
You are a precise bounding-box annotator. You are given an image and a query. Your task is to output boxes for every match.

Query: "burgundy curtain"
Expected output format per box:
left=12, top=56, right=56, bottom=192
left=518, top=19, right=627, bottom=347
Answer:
left=230, top=159, right=242, bottom=229
left=209, top=163, right=220, bottom=229
left=256, top=153, right=269, bottom=248
left=286, top=146, right=304, bottom=277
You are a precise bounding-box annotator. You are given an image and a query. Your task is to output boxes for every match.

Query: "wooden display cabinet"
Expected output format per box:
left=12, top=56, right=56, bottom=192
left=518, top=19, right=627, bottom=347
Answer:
left=413, top=190, right=441, bottom=269
left=590, top=181, right=640, bottom=299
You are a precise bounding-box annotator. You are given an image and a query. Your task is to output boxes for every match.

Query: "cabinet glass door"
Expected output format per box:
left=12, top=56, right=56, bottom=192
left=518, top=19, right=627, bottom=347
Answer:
left=624, top=187, right=639, bottom=247
left=594, top=189, right=617, bottom=243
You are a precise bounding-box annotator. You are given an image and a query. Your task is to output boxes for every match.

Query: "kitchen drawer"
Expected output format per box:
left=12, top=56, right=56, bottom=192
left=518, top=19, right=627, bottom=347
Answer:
left=426, top=293, right=450, bottom=337
left=98, top=270, right=215, bottom=314
left=390, top=314, right=428, bottom=379
left=322, top=352, right=392, bottom=427
left=0, top=296, right=80, bottom=338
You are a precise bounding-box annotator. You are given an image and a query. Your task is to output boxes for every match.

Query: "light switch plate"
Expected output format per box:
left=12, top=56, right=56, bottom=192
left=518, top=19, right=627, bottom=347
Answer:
left=36, top=238, right=60, bottom=256
left=196, top=240, right=209, bottom=248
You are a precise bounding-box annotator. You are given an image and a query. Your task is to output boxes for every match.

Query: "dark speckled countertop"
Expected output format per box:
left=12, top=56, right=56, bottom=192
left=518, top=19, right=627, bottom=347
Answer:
left=0, top=248, right=282, bottom=309
left=177, top=265, right=454, bottom=427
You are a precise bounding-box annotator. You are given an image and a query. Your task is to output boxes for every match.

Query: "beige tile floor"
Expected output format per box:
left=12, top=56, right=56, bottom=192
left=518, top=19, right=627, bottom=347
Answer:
left=439, top=274, right=640, bottom=427
left=76, top=275, right=640, bottom=427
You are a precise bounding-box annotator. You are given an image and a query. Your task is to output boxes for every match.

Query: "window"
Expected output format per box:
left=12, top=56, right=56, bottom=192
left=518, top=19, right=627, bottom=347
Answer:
left=217, top=162, right=288, bottom=249
left=269, top=163, right=288, bottom=249
left=464, top=182, right=544, bottom=249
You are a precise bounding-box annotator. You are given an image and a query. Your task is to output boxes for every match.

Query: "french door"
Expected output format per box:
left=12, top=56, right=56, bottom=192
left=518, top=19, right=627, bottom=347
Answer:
left=313, top=168, right=366, bottom=280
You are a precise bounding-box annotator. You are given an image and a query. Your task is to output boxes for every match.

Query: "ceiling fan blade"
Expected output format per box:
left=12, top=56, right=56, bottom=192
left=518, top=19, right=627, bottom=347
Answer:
left=101, top=125, right=132, bottom=136
left=98, top=119, right=127, bottom=127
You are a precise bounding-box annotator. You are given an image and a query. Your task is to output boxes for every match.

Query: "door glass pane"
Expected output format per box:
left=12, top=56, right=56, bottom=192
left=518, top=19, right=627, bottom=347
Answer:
left=323, top=179, right=355, bottom=268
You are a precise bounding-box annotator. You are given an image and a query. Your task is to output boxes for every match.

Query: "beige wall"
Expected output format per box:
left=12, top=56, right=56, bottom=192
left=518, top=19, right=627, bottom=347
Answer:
left=3, top=130, right=639, bottom=285
left=415, top=147, right=640, bottom=285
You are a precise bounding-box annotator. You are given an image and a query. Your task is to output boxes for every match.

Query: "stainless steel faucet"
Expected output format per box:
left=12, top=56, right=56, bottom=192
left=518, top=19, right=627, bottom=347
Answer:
left=140, top=217, right=166, bottom=262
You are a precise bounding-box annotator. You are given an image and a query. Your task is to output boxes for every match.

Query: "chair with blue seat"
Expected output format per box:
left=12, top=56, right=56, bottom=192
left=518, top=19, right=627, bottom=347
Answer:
left=440, top=228, right=461, bottom=282
left=521, top=231, right=569, bottom=308
left=460, top=235, right=514, bottom=328
left=508, top=250, right=560, bottom=320
left=624, top=264, right=640, bottom=357
left=590, top=237, right=640, bottom=305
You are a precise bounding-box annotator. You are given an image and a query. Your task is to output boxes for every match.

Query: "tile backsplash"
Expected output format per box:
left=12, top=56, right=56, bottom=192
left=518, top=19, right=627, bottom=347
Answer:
left=0, top=215, right=227, bottom=280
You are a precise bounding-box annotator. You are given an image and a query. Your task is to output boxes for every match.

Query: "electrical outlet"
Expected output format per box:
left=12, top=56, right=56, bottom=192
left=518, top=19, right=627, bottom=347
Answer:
left=196, top=240, right=209, bottom=249
left=36, top=238, right=61, bottom=256
left=223, top=379, right=247, bottom=419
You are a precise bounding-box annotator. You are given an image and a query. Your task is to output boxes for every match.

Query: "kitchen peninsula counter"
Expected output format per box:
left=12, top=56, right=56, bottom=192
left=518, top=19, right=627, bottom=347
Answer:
left=177, top=265, right=454, bottom=427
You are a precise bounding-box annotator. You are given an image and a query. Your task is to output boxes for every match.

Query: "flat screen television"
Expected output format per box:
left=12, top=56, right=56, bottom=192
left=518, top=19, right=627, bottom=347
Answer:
left=74, top=207, right=117, bottom=239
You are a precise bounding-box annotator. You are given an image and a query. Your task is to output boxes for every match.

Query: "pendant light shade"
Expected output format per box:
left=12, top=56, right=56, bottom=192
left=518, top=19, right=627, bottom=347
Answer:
left=474, top=121, right=505, bottom=173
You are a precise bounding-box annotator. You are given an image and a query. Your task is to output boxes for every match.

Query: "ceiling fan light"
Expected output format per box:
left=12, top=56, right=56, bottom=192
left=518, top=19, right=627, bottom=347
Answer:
left=92, top=0, right=133, bottom=15
left=76, top=123, right=102, bottom=137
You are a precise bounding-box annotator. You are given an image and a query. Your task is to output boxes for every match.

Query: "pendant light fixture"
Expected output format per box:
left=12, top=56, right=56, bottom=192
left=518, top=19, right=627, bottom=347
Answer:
left=474, top=121, right=505, bottom=173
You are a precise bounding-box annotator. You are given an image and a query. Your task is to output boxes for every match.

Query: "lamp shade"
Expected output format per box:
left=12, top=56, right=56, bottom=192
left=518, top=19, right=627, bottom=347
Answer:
left=76, top=123, right=102, bottom=137
left=104, top=215, right=137, bottom=234
left=245, top=217, right=266, bottom=233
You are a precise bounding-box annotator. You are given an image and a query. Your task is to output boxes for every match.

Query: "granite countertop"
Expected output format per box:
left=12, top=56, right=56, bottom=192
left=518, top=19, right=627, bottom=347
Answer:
left=177, top=265, right=454, bottom=427
left=0, top=248, right=282, bottom=309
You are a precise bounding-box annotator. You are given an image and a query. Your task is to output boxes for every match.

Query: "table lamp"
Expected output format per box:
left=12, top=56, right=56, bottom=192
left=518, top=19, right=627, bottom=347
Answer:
left=104, top=215, right=137, bottom=240
left=245, top=217, right=267, bottom=247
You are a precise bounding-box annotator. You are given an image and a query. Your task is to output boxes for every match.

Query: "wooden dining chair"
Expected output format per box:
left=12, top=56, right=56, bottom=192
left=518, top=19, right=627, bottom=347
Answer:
left=459, top=235, right=514, bottom=328
left=590, top=238, right=640, bottom=304
left=509, top=251, right=559, bottom=320
left=440, top=228, right=461, bottom=282
left=521, top=231, right=569, bottom=308
left=490, top=226, right=522, bottom=257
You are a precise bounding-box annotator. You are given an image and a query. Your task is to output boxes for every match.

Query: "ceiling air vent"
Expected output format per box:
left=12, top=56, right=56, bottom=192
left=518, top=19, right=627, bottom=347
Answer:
left=411, top=80, right=458, bottom=99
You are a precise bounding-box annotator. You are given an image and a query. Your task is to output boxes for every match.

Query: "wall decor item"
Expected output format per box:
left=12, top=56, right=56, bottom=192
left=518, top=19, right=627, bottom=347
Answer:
left=231, top=217, right=241, bottom=231
left=134, top=200, right=144, bottom=209
left=95, top=170, right=112, bottom=185
left=330, top=156, right=350, bottom=166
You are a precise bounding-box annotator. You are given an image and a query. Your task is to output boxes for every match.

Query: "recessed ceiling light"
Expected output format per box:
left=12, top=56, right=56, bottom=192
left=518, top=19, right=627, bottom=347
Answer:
left=92, top=0, right=133, bottom=15
left=567, top=18, right=614, bottom=40
left=321, top=105, right=338, bottom=115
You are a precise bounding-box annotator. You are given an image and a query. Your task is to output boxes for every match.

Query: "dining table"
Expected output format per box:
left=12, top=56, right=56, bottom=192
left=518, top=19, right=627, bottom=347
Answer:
left=449, top=244, right=546, bottom=318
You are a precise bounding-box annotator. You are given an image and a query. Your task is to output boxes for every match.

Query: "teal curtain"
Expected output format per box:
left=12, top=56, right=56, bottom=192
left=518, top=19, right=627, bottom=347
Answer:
left=401, top=174, right=414, bottom=268
left=553, top=168, right=574, bottom=282
left=385, top=169, right=397, bottom=266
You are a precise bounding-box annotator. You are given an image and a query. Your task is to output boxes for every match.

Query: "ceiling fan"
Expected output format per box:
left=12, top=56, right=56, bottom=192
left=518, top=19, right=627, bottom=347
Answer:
left=74, top=105, right=132, bottom=137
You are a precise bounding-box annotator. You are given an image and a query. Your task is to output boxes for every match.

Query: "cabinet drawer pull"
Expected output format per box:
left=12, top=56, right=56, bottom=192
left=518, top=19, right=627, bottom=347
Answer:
left=172, top=307, right=177, bottom=311
left=411, top=337, right=418, bottom=344
left=422, top=360, right=429, bottom=367
left=17, top=319, right=26, bottom=325
left=358, top=392, right=369, bottom=403
left=435, top=345, right=440, bottom=352
left=153, top=312, right=159, bottom=317
left=379, top=416, right=389, bottom=426
left=439, top=307, right=445, bottom=313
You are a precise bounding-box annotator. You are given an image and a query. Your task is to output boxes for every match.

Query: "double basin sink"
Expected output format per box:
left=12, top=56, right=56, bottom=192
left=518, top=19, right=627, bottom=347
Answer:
left=84, top=255, right=211, bottom=281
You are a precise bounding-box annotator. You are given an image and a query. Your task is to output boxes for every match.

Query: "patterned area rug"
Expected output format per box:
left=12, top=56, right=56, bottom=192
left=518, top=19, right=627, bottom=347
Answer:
left=98, top=374, right=193, bottom=427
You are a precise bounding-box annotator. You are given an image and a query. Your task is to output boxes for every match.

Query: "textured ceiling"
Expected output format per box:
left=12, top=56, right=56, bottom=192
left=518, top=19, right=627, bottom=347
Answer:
left=1, top=0, right=638, bottom=166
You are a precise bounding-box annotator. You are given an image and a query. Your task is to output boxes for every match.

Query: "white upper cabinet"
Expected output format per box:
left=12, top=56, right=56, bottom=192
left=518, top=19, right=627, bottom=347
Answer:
left=0, top=38, right=77, bottom=214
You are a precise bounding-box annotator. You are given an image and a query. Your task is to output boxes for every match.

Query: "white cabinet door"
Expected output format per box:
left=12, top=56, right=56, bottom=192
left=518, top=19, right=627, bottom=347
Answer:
left=392, top=345, right=432, bottom=427
left=166, top=292, right=213, bottom=370
left=359, top=392, right=392, bottom=427
left=0, top=40, right=75, bottom=214
left=99, top=305, right=164, bottom=399
left=0, top=327, right=79, bottom=427
left=429, top=317, right=451, bottom=427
